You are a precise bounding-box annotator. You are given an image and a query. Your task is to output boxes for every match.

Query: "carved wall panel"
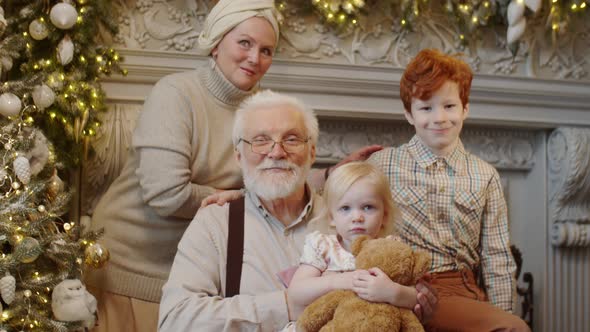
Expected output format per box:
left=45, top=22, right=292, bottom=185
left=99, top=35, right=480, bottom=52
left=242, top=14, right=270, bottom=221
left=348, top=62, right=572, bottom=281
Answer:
left=317, top=120, right=536, bottom=170
left=548, top=127, right=590, bottom=247
left=110, top=0, right=590, bottom=81
left=546, top=126, right=590, bottom=332
left=81, top=103, right=142, bottom=214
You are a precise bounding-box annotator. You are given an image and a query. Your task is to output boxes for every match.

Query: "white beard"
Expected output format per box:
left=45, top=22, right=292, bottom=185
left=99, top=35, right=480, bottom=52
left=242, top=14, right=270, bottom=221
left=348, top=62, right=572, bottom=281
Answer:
left=242, top=158, right=311, bottom=201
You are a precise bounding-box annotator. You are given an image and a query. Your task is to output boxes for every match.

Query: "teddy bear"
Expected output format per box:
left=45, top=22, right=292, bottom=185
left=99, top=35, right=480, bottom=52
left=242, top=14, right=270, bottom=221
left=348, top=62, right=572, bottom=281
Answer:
left=297, top=235, right=431, bottom=332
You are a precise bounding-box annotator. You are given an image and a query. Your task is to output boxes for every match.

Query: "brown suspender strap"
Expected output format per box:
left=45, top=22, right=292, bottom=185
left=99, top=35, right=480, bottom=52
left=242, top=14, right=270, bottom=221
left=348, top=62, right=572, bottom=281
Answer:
left=225, top=196, right=245, bottom=297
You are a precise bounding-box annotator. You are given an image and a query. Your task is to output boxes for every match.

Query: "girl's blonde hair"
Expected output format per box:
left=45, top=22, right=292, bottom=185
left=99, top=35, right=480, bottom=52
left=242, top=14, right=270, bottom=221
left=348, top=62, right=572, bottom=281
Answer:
left=312, top=161, right=396, bottom=238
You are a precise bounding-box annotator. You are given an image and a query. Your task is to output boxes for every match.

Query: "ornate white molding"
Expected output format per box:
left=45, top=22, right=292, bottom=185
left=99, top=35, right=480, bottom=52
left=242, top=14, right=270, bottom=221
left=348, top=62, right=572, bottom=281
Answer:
left=110, top=0, right=590, bottom=81
left=103, top=49, right=590, bottom=128
left=551, top=223, right=590, bottom=247
left=317, top=120, right=536, bottom=170
left=548, top=127, right=590, bottom=248
left=81, top=103, right=142, bottom=214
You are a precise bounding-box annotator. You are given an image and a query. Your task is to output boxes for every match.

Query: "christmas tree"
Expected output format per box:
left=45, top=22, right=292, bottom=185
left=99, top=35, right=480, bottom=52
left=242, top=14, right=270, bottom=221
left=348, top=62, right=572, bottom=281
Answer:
left=0, top=0, right=122, bottom=331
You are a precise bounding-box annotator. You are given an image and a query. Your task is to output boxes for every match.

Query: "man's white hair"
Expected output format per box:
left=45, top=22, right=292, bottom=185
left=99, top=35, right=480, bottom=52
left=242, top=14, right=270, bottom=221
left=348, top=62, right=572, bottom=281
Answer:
left=232, top=90, right=319, bottom=150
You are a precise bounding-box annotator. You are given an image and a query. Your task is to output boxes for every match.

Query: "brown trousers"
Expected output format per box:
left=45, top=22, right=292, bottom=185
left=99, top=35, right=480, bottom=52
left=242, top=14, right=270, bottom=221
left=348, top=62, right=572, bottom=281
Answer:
left=88, top=287, right=159, bottom=332
left=426, top=270, right=531, bottom=332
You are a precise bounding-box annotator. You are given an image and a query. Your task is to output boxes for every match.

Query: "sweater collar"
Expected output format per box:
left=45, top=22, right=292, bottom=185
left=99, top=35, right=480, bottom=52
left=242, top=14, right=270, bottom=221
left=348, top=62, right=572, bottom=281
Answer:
left=200, top=58, right=257, bottom=106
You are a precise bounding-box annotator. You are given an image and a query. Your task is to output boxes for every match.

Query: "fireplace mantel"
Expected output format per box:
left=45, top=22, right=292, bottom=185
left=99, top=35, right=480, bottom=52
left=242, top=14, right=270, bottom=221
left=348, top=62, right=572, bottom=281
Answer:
left=104, top=49, right=590, bottom=129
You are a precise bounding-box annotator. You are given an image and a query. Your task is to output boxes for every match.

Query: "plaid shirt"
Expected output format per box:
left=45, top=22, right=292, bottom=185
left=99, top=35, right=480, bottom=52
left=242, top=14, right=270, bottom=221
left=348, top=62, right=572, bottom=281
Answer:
left=368, top=135, right=516, bottom=312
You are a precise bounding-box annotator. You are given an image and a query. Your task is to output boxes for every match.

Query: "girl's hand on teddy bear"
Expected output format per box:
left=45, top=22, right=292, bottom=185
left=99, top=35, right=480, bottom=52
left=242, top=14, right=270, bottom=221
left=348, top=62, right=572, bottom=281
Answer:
left=352, top=268, right=396, bottom=304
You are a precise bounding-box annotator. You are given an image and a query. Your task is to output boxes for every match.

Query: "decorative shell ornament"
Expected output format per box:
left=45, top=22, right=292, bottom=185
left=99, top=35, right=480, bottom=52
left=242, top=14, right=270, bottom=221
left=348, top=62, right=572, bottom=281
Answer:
left=29, top=19, right=49, bottom=40
left=52, top=279, right=97, bottom=329
left=0, top=93, right=22, bottom=117
left=49, top=2, right=78, bottom=30
left=32, top=84, right=56, bottom=110
left=57, top=35, right=74, bottom=66
left=0, top=273, right=16, bottom=304
left=13, top=155, right=31, bottom=185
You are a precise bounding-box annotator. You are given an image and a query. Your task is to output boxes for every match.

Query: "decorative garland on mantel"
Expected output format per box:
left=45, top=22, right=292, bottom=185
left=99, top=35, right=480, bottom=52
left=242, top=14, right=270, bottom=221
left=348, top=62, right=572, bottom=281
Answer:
left=279, top=0, right=587, bottom=46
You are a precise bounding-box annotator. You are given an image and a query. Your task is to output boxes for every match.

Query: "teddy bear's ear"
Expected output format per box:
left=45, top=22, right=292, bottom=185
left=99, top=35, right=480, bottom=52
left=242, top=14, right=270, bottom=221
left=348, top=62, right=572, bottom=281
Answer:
left=351, top=235, right=370, bottom=256
left=412, top=251, right=432, bottom=283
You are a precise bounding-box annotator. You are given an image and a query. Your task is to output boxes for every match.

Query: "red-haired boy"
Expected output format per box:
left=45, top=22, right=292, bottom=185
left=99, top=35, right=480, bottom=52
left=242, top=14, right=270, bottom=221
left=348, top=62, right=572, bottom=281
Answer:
left=368, top=49, right=530, bottom=331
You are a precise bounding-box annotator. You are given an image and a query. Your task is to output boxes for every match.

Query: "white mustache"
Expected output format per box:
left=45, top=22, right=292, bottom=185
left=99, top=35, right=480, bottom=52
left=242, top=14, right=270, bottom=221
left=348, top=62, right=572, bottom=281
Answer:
left=256, top=159, right=296, bottom=172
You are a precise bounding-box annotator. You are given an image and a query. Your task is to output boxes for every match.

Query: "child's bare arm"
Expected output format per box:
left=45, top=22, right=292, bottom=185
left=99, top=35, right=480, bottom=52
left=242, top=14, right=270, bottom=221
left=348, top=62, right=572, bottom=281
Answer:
left=288, top=264, right=355, bottom=307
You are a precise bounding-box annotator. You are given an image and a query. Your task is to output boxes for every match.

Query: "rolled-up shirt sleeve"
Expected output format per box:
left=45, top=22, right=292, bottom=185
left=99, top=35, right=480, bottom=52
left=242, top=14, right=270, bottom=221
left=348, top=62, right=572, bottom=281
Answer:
left=158, top=207, right=289, bottom=331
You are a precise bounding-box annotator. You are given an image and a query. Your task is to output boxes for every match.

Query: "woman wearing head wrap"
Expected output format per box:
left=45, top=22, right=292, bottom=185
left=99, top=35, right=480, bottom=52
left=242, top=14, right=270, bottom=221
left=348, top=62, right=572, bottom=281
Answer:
left=85, top=1, right=281, bottom=331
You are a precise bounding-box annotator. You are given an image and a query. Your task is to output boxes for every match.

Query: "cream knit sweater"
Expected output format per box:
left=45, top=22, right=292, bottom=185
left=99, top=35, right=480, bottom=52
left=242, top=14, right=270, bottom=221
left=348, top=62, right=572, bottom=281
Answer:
left=85, top=61, right=255, bottom=302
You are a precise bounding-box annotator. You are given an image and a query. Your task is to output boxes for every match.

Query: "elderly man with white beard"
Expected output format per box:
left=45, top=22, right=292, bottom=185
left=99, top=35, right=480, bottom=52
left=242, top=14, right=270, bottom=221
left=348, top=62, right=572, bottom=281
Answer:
left=158, top=90, right=436, bottom=331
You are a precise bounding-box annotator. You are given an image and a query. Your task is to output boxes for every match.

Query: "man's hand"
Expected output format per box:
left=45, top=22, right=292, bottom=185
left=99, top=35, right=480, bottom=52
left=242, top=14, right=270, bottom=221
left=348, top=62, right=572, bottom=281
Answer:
left=413, top=274, right=438, bottom=325
left=335, top=145, right=383, bottom=168
left=200, top=189, right=245, bottom=208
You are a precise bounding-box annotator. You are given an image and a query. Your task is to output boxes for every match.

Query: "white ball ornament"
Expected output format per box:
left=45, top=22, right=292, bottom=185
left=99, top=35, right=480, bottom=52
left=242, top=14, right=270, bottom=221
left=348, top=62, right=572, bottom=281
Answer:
left=49, top=2, right=78, bottom=30
left=57, top=35, right=74, bottom=65
left=29, top=19, right=49, bottom=40
left=32, top=84, right=56, bottom=110
left=0, top=93, right=22, bottom=118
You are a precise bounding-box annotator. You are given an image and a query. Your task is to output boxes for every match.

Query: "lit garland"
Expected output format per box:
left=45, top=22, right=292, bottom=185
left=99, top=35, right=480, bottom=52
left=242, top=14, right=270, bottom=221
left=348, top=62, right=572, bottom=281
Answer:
left=281, top=0, right=588, bottom=44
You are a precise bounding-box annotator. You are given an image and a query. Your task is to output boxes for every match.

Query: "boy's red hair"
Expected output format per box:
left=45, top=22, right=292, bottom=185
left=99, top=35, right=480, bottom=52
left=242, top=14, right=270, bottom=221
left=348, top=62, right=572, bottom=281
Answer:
left=400, top=48, right=473, bottom=112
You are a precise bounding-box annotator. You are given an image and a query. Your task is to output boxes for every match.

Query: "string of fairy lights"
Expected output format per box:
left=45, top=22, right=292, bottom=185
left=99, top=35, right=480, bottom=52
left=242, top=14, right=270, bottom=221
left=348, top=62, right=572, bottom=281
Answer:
left=277, top=0, right=588, bottom=44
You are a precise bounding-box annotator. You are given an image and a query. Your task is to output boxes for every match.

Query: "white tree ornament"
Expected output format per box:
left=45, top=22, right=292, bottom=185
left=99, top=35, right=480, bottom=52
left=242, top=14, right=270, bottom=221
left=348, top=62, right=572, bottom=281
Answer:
left=52, top=279, right=97, bottom=328
left=29, top=19, right=49, bottom=40
left=32, top=84, right=56, bottom=110
left=13, top=155, right=32, bottom=185
left=0, top=93, right=22, bottom=117
left=49, top=2, right=78, bottom=30
left=57, top=35, right=74, bottom=65
left=0, top=273, right=16, bottom=304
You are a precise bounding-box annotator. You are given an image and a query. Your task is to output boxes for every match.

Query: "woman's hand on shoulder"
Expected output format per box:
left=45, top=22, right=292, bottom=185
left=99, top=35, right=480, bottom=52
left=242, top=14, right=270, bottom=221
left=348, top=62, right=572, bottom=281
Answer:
left=200, top=189, right=245, bottom=208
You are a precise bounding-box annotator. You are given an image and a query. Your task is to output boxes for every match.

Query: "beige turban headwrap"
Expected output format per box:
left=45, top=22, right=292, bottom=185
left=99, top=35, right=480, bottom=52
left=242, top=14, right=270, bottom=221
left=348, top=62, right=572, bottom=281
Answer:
left=197, top=0, right=280, bottom=56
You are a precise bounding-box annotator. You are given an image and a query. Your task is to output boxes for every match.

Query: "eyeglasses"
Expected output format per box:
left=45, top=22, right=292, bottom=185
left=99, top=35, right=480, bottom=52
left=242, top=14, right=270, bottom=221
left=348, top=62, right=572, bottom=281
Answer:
left=238, top=137, right=310, bottom=155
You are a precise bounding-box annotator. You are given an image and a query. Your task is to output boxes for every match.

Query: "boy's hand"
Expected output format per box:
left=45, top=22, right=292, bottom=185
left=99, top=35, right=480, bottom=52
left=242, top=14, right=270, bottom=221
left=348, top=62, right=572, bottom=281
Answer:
left=413, top=274, right=438, bottom=324
left=200, top=189, right=245, bottom=208
left=352, top=268, right=397, bottom=303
